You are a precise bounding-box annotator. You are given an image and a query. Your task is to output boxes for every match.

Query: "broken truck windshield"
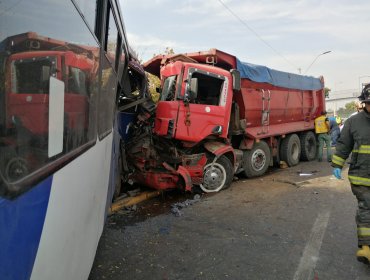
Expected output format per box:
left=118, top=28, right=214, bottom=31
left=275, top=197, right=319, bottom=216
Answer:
left=161, top=75, right=177, bottom=101
left=11, top=56, right=57, bottom=94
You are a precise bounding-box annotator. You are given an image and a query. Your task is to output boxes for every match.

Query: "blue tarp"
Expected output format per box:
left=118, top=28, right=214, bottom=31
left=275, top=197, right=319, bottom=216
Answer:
left=236, top=59, right=323, bottom=91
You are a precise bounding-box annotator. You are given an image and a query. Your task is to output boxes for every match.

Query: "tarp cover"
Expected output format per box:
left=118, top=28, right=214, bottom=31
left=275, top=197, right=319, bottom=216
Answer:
left=236, top=59, right=323, bottom=91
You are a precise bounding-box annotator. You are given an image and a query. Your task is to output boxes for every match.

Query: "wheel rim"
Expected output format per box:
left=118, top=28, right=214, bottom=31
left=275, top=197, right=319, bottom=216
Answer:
left=251, top=148, right=266, bottom=171
left=291, top=142, right=299, bottom=160
left=5, top=157, right=28, bottom=182
left=200, top=162, right=226, bottom=193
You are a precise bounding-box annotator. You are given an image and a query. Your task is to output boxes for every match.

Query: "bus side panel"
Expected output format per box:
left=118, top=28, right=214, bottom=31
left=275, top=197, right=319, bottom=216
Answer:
left=0, top=177, right=52, bottom=280
left=30, top=135, right=113, bottom=280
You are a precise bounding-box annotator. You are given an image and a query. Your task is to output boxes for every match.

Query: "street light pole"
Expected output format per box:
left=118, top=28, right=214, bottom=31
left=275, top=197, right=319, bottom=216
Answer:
left=304, top=51, right=331, bottom=74
left=358, top=75, right=370, bottom=93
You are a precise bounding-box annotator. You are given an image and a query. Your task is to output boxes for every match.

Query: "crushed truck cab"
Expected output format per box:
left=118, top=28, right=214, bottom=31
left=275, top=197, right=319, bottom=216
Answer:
left=125, top=49, right=325, bottom=192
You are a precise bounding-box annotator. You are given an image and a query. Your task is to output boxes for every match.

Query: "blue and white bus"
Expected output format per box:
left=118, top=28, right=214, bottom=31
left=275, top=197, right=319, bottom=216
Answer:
left=0, top=1, right=142, bottom=279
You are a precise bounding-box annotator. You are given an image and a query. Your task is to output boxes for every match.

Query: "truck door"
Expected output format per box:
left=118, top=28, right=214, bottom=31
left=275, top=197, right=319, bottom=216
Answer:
left=8, top=55, right=58, bottom=135
left=175, top=67, right=231, bottom=142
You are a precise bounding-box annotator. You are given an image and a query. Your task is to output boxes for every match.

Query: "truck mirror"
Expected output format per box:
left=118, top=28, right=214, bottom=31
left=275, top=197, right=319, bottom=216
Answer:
left=189, top=77, right=198, bottom=100
left=231, top=69, right=241, bottom=91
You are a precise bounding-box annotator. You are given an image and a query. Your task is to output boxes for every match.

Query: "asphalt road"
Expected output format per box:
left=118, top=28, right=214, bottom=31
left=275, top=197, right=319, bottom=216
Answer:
left=89, top=158, right=370, bottom=280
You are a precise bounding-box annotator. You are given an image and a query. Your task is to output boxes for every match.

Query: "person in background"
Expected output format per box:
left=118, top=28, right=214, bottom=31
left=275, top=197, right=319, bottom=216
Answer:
left=328, top=115, right=340, bottom=146
left=314, top=111, right=331, bottom=162
left=332, top=84, right=370, bottom=264
left=350, top=101, right=364, bottom=117
left=335, top=115, right=342, bottom=125
left=339, top=119, right=345, bottom=131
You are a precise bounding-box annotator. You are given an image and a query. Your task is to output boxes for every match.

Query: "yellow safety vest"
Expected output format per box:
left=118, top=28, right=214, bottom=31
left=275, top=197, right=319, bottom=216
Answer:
left=314, top=115, right=329, bottom=133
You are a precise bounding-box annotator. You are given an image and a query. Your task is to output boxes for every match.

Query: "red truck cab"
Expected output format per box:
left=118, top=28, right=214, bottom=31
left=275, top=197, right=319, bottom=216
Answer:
left=155, top=60, right=236, bottom=142
left=5, top=50, right=93, bottom=139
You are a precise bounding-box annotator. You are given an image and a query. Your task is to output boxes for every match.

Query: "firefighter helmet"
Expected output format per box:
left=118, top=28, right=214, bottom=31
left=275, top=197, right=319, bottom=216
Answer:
left=359, top=84, right=370, bottom=103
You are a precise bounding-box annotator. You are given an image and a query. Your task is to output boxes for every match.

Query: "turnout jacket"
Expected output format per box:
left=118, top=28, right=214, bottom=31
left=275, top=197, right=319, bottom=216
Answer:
left=332, top=109, right=370, bottom=186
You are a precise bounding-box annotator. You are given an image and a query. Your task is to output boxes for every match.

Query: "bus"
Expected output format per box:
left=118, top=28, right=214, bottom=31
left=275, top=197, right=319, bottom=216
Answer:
left=0, top=1, right=144, bottom=279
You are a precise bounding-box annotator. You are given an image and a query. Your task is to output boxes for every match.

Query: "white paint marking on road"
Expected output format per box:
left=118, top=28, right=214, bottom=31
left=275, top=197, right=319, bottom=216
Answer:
left=293, top=211, right=331, bottom=280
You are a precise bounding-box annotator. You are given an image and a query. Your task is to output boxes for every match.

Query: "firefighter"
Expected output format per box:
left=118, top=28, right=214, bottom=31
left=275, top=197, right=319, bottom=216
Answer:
left=332, top=84, right=370, bottom=264
left=314, top=111, right=331, bottom=162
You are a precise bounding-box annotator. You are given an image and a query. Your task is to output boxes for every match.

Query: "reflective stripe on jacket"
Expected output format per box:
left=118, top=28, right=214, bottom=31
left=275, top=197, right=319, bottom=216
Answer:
left=332, top=110, right=370, bottom=186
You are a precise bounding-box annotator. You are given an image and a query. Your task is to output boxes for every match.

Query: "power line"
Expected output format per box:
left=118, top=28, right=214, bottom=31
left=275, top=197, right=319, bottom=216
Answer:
left=217, top=0, right=298, bottom=70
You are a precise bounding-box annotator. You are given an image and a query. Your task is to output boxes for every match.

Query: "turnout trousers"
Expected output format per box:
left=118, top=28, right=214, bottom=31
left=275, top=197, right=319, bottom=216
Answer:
left=351, top=184, right=370, bottom=246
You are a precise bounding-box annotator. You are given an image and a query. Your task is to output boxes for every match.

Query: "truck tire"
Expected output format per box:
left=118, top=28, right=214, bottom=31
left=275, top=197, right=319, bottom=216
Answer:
left=5, top=157, right=28, bottom=182
left=300, top=131, right=317, bottom=161
left=199, top=155, right=233, bottom=193
left=280, top=134, right=301, bottom=167
left=242, top=141, right=271, bottom=178
left=0, top=147, right=29, bottom=183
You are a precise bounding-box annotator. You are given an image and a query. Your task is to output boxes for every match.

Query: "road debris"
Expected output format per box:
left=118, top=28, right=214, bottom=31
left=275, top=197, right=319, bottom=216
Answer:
left=170, top=194, right=201, bottom=217
left=299, top=173, right=313, bottom=176
left=109, top=190, right=162, bottom=214
left=274, top=179, right=302, bottom=188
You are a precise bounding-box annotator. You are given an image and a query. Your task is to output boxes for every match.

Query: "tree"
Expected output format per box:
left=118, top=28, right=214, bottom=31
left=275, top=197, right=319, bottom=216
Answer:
left=336, top=101, right=357, bottom=118
left=147, top=47, right=176, bottom=103
left=152, top=47, right=175, bottom=58
left=324, top=87, right=331, bottom=98
left=147, top=72, right=160, bottom=103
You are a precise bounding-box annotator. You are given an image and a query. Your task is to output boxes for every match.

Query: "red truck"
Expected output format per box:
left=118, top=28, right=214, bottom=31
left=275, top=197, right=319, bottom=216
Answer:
left=126, top=49, right=325, bottom=192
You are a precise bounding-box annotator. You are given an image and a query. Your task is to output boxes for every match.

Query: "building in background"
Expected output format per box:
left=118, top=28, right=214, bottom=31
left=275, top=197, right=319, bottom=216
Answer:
left=326, top=89, right=358, bottom=115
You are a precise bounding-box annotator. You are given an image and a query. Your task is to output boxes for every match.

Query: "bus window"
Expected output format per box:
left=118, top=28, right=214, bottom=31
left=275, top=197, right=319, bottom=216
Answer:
left=0, top=0, right=101, bottom=197
left=106, top=9, right=119, bottom=70
left=67, top=67, right=88, bottom=95
left=97, top=4, right=120, bottom=139
left=73, top=0, right=97, bottom=32
left=11, top=57, right=56, bottom=94
left=97, top=56, right=117, bottom=139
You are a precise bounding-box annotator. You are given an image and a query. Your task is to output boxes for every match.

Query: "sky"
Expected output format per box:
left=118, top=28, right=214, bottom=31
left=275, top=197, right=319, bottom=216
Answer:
left=120, top=0, right=370, bottom=95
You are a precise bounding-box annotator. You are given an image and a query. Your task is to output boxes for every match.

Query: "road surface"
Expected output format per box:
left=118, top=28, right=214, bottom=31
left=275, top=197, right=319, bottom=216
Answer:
left=90, top=159, right=370, bottom=280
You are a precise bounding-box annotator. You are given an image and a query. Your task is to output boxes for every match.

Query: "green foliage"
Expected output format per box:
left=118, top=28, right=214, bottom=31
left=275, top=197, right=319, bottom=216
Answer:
left=147, top=47, right=176, bottom=103
left=336, top=101, right=357, bottom=118
left=153, top=47, right=175, bottom=58
left=345, top=101, right=356, bottom=111
left=146, top=72, right=161, bottom=103
left=324, top=87, right=331, bottom=98
left=164, top=47, right=175, bottom=55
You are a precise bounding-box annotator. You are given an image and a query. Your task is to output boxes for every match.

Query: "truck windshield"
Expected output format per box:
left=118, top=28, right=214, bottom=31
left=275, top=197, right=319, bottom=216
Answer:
left=161, top=75, right=177, bottom=101
left=67, top=66, right=88, bottom=95
left=11, top=56, right=57, bottom=94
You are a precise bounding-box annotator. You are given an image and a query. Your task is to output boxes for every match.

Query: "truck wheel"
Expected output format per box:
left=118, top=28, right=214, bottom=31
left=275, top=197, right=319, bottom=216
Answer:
left=300, top=131, right=317, bottom=161
left=5, top=157, right=28, bottom=182
left=242, top=141, right=271, bottom=178
left=199, top=155, right=233, bottom=193
left=280, top=134, right=301, bottom=166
